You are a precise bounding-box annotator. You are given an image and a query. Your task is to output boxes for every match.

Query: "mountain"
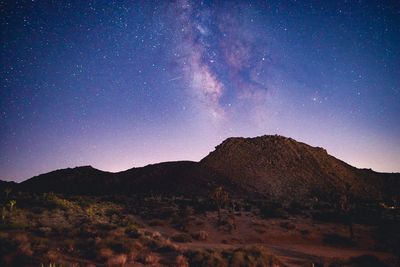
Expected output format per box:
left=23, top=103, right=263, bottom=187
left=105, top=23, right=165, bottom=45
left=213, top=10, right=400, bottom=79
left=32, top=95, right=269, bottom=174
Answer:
left=7, top=135, right=399, bottom=201
left=201, top=135, right=400, bottom=202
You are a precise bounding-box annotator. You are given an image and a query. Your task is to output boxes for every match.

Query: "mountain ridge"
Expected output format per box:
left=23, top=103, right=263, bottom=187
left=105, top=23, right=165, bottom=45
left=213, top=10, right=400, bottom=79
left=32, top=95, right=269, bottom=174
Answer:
left=2, top=135, right=399, bottom=202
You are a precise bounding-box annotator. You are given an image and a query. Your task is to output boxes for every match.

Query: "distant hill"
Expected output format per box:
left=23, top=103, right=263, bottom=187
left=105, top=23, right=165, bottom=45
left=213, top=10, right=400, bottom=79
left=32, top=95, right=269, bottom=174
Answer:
left=2, top=135, right=398, bottom=202
left=18, top=162, right=244, bottom=197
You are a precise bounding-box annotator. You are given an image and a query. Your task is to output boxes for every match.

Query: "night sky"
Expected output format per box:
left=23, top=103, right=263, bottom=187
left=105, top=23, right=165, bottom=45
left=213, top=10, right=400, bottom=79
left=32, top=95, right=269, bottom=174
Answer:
left=1, top=1, right=399, bottom=181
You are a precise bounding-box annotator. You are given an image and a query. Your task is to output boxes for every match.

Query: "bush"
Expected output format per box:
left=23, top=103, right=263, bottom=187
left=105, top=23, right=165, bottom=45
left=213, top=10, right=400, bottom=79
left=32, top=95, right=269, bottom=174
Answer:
left=45, top=193, right=76, bottom=210
left=312, top=210, right=345, bottom=223
left=323, top=233, right=356, bottom=247
left=329, top=254, right=389, bottom=267
left=279, top=221, right=296, bottom=230
left=227, top=246, right=284, bottom=267
left=287, top=200, right=304, bottom=215
left=185, top=249, right=226, bottom=267
left=137, top=251, right=159, bottom=265
left=191, top=231, right=209, bottom=241
left=176, top=255, right=189, bottom=267
left=259, top=203, right=287, bottom=219
left=0, top=233, right=33, bottom=266
left=148, top=237, right=178, bottom=253
left=345, top=255, right=389, bottom=267
left=125, top=224, right=142, bottom=238
left=171, top=233, right=192, bottom=243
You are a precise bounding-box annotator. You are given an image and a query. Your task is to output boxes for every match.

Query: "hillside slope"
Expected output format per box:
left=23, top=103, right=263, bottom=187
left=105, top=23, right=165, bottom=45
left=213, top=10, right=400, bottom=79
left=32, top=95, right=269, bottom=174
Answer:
left=201, top=135, right=399, bottom=201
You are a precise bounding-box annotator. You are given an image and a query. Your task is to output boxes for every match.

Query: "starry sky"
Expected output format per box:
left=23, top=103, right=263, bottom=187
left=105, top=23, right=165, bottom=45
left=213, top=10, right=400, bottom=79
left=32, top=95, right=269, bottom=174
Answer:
left=1, top=0, right=399, bottom=181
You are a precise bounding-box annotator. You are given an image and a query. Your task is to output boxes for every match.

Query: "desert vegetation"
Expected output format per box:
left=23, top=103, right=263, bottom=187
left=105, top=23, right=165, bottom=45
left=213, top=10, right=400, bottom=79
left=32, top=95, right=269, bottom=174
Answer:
left=0, top=186, right=399, bottom=266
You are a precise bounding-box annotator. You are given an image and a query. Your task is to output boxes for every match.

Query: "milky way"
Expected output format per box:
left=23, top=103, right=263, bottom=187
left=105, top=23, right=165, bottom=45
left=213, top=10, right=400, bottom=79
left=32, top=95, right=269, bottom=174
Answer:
left=172, top=0, right=271, bottom=122
left=1, top=1, right=399, bottom=181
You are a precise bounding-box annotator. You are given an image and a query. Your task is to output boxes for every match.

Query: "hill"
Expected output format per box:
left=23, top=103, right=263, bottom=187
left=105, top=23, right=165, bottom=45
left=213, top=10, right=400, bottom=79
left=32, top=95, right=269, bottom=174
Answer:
left=201, top=135, right=400, bottom=202
left=5, top=135, right=399, bottom=202
left=18, top=162, right=243, bottom=197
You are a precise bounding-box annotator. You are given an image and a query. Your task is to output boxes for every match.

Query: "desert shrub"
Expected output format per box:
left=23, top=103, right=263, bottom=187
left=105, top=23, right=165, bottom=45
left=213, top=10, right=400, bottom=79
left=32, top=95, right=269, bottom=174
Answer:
left=323, top=233, right=356, bottom=247
left=191, top=198, right=215, bottom=214
left=75, top=237, right=98, bottom=259
left=191, top=230, right=209, bottom=241
left=279, top=221, right=296, bottom=230
left=312, top=200, right=335, bottom=210
left=45, top=193, right=76, bottom=210
left=185, top=249, right=226, bottom=267
left=63, top=238, right=76, bottom=253
left=171, top=205, right=194, bottom=231
left=287, top=200, right=304, bottom=214
left=120, top=214, right=138, bottom=227
left=372, top=218, right=400, bottom=254
left=311, top=210, right=345, bottom=223
left=299, top=229, right=310, bottom=236
left=171, top=233, right=192, bottom=243
left=97, top=247, right=113, bottom=260
left=329, top=254, right=389, bottom=267
left=346, top=255, right=389, bottom=267
left=259, top=203, right=287, bottom=219
left=148, top=219, right=166, bottom=226
left=137, top=251, right=160, bottom=264
left=243, top=202, right=252, bottom=212
left=226, top=246, right=284, bottom=267
left=69, top=195, right=94, bottom=208
left=36, top=226, right=53, bottom=237
left=254, top=228, right=266, bottom=234
left=351, top=206, right=381, bottom=225
left=125, top=224, right=142, bottom=238
left=103, top=239, right=131, bottom=254
left=94, top=222, right=117, bottom=231
left=148, top=237, right=178, bottom=253
left=157, top=206, right=178, bottom=219
left=79, top=224, right=98, bottom=238
left=0, top=233, right=34, bottom=266
left=31, top=206, right=46, bottom=214
left=176, top=254, right=189, bottom=267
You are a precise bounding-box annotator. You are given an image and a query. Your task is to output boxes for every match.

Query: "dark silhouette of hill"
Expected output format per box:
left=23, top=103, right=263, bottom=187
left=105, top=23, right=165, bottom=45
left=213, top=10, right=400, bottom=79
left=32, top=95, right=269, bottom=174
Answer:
left=3, top=135, right=398, bottom=201
left=18, top=161, right=244, bottom=197
left=19, top=166, right=113, bottom=194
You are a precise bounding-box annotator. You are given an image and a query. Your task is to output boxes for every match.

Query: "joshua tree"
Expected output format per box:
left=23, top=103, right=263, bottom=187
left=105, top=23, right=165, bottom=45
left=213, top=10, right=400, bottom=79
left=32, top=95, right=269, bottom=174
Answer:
left=211, top=186, right=229, bottom=223
left=8, top=200, right=16, bottom=212
left=340, top=183, right=354, bottom=240
left=1, top=206, right=6, bottom=223
left=4, top=187, right=12, bottom=199
left=176, top=205, right=193, bottom=231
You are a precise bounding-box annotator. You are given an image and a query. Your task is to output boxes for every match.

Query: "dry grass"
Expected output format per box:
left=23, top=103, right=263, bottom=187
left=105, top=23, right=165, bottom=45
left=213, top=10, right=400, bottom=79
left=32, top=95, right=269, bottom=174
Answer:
left=0, top=192, right=397, bottom=266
